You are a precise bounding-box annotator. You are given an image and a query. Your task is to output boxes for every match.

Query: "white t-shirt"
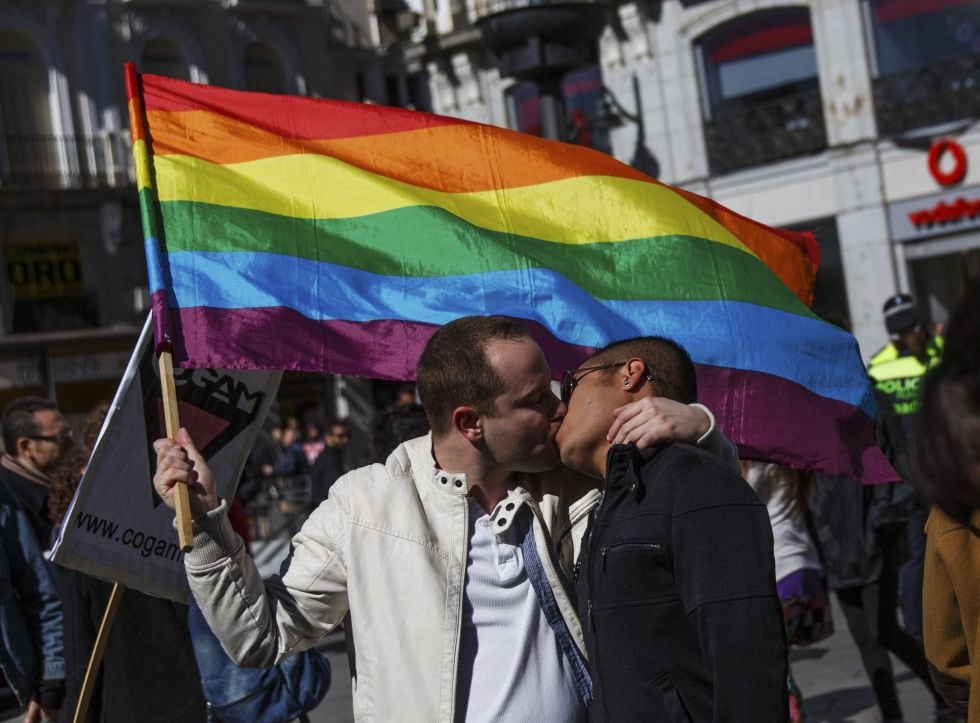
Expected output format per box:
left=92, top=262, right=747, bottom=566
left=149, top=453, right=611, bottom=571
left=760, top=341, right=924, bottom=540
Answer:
left=455, top=494, right=584, bottom=723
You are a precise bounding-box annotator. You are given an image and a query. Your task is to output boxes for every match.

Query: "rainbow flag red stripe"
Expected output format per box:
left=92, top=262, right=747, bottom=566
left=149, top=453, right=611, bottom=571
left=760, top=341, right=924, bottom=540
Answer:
left=127, top=66, right=893, bottom=483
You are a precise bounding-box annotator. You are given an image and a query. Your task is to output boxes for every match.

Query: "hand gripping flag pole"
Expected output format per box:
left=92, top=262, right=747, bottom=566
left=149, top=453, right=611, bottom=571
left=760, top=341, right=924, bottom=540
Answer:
left=125, top=63, right=195, bottom=550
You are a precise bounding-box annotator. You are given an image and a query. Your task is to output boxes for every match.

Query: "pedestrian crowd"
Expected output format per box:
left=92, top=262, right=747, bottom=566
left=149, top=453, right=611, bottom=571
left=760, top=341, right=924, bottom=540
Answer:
left=1, top=280, right=978, bottom=722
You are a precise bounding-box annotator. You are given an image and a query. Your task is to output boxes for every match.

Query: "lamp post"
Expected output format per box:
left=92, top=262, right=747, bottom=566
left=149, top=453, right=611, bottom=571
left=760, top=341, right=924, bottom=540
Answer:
left=475, top=1, right=609, bottom=141
left=591, top=75, right=659, bottom=178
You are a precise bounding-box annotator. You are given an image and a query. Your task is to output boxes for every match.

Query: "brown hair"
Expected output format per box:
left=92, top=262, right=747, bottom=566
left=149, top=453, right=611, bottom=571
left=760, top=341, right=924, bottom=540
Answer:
left=911, top=279, right=980, bottom=525
left=416, top=316, right=531, bottom=436
left=588, top=336, right=697, bottom=404
left=48, top=403, right=109, bottom=527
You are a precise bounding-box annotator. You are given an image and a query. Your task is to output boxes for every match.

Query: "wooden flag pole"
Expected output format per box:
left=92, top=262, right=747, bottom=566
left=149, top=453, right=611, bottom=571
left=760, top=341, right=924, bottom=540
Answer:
left=158, top=350, right=195, bottom=551
left=73, top=582, right=123, bottom=723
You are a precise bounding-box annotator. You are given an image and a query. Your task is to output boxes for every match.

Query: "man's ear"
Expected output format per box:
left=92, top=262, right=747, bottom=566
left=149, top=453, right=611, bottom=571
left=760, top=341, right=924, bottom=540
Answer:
left=623, top=358, right=648, bottom=394
left=14, top=436, right=32, bottom=459
left=451, top=406, right=483, bottom=442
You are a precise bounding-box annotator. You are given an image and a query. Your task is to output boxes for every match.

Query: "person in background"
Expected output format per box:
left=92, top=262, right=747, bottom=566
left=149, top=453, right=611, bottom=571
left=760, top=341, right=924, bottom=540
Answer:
left=378, top=404, right=430, bottom=460
left=49, top=405, right=207, bottom=723
left=0, top=479, right=64, bottom=723
left=743, top=461, right=826, bottom=723
left=0, top=397, right=73, bottom=549
left=808, top=471, right=950, bottom=722
left=869, top=294, right=943, bottom=642
left=915, top=280, right=980, bottom=721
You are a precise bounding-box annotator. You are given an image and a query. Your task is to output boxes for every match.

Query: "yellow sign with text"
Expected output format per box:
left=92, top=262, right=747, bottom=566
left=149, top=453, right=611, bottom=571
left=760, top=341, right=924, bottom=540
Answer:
left=6, top=241, right=84, bottom=299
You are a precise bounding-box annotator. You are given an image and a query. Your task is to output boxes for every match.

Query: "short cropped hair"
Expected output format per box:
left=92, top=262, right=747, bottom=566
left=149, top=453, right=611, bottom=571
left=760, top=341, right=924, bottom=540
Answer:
left=417, top=316, right=531, bottom=436
left=588, top=336, right=697, bottom=404
left=2, top=396, right=58, bottom=453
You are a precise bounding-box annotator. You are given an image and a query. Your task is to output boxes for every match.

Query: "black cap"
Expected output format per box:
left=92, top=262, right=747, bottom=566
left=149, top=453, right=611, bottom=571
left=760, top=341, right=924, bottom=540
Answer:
left=883, top=293, right=920, bottom=335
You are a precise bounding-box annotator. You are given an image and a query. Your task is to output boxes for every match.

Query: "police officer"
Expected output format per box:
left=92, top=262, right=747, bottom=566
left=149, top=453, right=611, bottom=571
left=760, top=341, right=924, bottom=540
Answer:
left=868, top=294, right=943, bottom=643
left=868, top=293, right=944, bottom=374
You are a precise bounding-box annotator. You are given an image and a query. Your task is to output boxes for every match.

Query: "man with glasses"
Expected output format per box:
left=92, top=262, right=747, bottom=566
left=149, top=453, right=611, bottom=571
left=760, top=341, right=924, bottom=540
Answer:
left=0, top=397, right=73, bottom=549
left=153, top=317, right=734, bottom=721
left=556, top=336, right=786, bottom=720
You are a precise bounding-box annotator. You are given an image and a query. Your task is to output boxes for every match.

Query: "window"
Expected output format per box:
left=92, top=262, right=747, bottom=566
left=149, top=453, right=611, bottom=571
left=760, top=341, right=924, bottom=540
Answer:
left=869, top=0, right=979, bottom=76
left=243, top=42, right=285, bottom=94
left=868, top=0, right=980, bottom=135
left=697, top=9, right=826, bottom=174
left=140, top=37, right=190, bottom=81
left=504, top=65, right=611, bottom=153
left=787, top=218, right=849, bottom=324
left=0, top=32, right=59, bottom=186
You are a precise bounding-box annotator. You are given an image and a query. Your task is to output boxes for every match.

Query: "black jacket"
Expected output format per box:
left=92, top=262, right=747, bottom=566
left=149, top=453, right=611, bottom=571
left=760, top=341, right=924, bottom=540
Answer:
left=577, top=443, right=787, bottom=722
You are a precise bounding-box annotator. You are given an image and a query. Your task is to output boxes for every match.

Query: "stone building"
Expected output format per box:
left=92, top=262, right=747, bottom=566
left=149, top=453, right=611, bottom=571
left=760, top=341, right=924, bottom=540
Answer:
left=0, top=0, right=381, bottom=417
left=394, top=0, right=980, bottom=359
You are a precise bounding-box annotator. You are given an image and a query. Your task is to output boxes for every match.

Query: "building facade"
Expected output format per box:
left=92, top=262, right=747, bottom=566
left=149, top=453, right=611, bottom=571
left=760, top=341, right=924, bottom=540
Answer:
left=0, top=0, right=382, bottom=420
left=398, top=0, right=980, bottom=359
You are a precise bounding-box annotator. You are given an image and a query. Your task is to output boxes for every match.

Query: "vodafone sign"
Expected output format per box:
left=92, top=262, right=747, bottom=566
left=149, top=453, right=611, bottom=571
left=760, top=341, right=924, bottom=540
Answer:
left=887, top=139, right=979, bottom=242
left=928, top=139, right=968, bottom=187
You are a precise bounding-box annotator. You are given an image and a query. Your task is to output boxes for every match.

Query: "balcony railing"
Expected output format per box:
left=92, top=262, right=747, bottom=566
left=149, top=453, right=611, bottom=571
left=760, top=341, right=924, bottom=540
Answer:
left=874, top=54, right=980, bottom=138
left=0, top=132, right=134, bottom=191
left=704, top=83, right=827, bottom=175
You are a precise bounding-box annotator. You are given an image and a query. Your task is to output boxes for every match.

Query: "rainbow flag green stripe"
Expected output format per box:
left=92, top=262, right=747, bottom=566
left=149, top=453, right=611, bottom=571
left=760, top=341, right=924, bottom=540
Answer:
left=156, top=197, right=809, bottom=311
left=127, top=66, right=893, bottom=483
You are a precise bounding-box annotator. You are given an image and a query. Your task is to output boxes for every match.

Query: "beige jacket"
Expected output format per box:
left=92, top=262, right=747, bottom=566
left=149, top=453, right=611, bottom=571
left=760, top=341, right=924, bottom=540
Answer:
left=923, top=506, right=980, bottom=720
left=185, top=416, right=733, bottom=721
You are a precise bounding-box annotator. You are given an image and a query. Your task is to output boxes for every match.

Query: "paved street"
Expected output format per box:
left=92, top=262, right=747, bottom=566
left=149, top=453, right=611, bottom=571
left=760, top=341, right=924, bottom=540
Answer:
left=308, top=609, right=938, bottom=723
left=791, top=615, right=936, bottom=723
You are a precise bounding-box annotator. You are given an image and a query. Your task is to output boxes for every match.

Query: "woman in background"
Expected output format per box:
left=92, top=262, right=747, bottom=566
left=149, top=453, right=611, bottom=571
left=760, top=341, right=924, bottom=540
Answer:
left=49, top=404, right=206, bottom=723
left=743, top=461, right=828, bottom=723
left=915, top=280, right=980, bottom=721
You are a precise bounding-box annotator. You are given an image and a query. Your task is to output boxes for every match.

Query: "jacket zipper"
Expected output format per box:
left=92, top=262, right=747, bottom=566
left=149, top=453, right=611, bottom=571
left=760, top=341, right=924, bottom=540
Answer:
left=584, top=491, right=606, bottom=634
left=600, top=541, right=664, bottom=571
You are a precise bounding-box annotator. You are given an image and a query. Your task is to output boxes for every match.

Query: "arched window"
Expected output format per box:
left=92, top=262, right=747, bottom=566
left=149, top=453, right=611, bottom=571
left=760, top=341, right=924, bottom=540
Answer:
left=697, top=9, right=826, bottom=174
left=243, top=42, right=285, bottom=94
left=868, top=0, right=980, bottom=135
left=0, top=31, right=56, bottom=184
left=140, top=37, right=190, bottom=81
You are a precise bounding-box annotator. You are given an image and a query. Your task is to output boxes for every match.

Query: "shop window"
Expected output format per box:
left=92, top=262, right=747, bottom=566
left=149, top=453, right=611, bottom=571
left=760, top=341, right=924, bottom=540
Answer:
left=140, top=37, right=190, bottom=81
left=868, top=0, right=980, bottom=136
left=0, top=32, right=59, bottom=186
left=5, top=240, right=98, bottom=333
left=244, top=42, right=285, bottom=94
left=786, top=218, right=849, bottom=324
left=697, top=9, right=826, bottom=175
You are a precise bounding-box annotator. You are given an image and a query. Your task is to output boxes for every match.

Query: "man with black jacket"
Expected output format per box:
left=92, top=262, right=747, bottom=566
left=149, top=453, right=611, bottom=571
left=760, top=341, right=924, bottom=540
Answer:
left=556, top=336, right=787, bottom=721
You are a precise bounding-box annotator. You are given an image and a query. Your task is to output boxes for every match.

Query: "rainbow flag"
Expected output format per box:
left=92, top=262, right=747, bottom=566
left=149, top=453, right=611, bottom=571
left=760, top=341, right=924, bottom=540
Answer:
left=126, top=66, right=893, bottom=483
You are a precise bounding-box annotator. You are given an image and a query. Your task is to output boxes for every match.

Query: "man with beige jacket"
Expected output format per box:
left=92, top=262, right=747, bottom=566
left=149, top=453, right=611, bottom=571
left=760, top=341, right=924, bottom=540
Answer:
left=153, top=317, right=734, bottom=722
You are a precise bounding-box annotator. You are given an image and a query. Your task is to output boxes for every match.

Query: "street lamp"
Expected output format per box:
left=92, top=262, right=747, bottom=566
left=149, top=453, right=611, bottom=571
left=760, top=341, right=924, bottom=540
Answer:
left=590, top=75, right=659, bottom=178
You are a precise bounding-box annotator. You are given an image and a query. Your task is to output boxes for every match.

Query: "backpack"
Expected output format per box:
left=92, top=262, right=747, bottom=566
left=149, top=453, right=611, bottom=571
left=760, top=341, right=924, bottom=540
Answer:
left=187, top=600, right=331, bottom=723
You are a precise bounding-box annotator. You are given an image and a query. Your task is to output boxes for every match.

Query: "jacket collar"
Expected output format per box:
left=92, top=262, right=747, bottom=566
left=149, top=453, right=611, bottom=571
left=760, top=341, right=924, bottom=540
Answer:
left=604, top=443, right=666, bottom=499
left=396, top=433, right=469, bottom=497
left=2, top=454, right=53, bottom=489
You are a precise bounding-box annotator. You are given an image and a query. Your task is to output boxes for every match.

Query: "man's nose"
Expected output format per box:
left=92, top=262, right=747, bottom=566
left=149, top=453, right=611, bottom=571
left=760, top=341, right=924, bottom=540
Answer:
left=553, top=398, right=567, bottom=421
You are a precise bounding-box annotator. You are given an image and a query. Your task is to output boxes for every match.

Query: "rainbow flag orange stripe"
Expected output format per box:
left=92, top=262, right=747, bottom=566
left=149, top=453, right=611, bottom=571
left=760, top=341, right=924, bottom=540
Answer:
left=127, top=66, right=892, bottom=483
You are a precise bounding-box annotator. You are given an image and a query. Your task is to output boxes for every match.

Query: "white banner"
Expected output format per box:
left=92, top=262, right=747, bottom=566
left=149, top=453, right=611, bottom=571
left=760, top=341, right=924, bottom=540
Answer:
left=51, top=316, right=282, bottom=602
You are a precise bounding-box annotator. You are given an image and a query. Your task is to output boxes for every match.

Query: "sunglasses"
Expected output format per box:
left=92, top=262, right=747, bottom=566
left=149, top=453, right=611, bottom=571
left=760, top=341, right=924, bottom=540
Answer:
left=30, top=429, right=73, bottom=445
left=560, top=362, right=626, bottom=406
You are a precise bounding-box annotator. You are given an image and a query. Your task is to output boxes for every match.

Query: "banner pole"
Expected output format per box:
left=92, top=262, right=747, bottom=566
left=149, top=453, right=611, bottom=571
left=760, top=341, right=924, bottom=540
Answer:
left=159, top=350, right=195, bottom=551
left=73, top=582, right=123, bottom=723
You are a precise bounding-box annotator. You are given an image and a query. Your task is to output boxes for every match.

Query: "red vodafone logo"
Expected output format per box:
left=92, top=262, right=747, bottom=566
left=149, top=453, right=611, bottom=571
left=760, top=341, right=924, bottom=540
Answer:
left=928, top=139, right=968, bottom=187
